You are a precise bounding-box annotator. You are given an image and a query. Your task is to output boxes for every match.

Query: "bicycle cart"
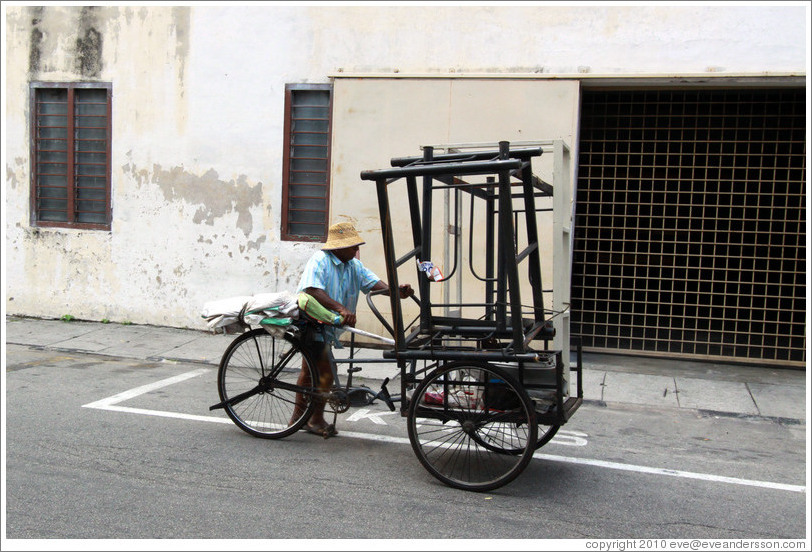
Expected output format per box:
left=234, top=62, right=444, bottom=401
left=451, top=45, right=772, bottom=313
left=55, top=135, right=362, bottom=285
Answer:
left=209, top=141, right=583, bottom=492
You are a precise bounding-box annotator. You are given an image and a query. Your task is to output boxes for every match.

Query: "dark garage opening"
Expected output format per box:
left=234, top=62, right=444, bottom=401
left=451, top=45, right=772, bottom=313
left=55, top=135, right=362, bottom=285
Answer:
left=572, top=87, right=806, bottom=367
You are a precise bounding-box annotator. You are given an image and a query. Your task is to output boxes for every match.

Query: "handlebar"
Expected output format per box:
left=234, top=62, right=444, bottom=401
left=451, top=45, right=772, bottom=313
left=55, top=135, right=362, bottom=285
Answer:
left=366, top=287, right=420, bottom=338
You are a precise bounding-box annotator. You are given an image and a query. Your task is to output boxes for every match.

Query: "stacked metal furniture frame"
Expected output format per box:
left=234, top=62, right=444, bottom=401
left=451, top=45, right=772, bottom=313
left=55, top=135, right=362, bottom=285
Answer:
left=360, top=140, right=583, bottom=428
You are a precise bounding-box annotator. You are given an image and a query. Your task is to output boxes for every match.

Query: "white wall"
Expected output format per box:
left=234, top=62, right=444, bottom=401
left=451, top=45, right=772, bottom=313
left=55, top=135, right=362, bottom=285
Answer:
left=3, top=4, right=807, bottom=330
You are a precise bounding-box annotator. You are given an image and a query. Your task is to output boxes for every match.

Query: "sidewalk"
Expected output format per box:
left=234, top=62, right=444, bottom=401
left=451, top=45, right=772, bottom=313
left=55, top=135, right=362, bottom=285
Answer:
left=4, top=315, right=807, bottom=424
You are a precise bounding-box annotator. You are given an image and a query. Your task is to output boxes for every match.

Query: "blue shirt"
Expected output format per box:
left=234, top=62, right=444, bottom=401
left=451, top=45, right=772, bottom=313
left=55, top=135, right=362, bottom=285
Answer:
left=297, top=250, right=380, bottom=345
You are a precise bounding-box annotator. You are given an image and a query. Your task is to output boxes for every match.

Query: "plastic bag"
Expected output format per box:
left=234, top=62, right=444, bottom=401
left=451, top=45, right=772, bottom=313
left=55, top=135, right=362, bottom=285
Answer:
left=417, top=260, right=444, bottom=282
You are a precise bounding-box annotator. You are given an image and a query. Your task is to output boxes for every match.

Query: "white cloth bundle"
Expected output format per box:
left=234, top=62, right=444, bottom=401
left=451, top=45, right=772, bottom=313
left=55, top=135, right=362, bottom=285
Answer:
left=201, top=290, right=395, bottom=345
left=201, top=291, right=299, bottom=333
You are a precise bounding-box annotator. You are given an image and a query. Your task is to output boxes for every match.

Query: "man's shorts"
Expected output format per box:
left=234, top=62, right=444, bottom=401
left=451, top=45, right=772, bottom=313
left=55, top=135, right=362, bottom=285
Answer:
left=301, top=335, right=329, bottom=365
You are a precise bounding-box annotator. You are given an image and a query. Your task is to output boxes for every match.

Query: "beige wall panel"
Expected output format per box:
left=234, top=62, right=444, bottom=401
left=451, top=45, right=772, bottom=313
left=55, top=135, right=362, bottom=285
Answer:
left=331, top=78, right=579, bottom=342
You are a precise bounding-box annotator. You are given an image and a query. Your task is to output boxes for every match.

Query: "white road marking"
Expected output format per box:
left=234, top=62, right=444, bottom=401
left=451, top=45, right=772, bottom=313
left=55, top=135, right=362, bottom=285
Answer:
left=82, top=369, right=806, bottom=494
left=87, top=404, right=232, bottom=425
left=82, top=368, right=211, bottom=409
left=532, top=453, right=806, bottom=494
left=552, top=430, right=588, bottom=447
left=346, top=408, right=400, bottom=424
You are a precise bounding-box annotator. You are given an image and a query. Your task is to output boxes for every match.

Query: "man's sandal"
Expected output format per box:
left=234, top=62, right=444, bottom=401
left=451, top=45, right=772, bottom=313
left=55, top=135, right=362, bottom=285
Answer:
left=304, top=423, right=338, bottom=439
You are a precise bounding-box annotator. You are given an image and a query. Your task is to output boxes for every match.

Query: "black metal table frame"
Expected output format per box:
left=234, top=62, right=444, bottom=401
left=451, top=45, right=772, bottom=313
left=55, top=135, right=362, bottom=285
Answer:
left=358, top=141, right=583, bottom=425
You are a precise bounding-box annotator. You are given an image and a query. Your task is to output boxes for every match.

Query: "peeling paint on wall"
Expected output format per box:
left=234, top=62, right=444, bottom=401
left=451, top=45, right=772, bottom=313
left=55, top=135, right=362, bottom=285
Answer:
left=242, top=235, right=267, bottom=252
left=122, top=162, right=264, bottom=237
left=6, top=158, right=26, bottom=190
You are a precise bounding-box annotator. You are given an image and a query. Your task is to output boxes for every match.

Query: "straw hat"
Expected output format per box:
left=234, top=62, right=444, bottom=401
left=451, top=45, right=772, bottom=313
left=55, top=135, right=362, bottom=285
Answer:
left=322, top=222, right=365, bottom=251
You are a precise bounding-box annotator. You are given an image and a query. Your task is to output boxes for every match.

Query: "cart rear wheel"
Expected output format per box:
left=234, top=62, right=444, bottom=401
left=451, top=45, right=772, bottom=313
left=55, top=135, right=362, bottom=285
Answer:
left=407, top=361, right=537, bottom=492
left=479, top=421, right=560, bottom=454
left=217, top=328, right=317, bottom=439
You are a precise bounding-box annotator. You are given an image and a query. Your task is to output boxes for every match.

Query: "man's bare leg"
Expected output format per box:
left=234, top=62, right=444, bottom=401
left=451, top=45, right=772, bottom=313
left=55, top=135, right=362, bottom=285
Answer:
left=289, top=363, right=313, bottom=425
left=305, top=351, right=336, bottom=436
left=289, top=344, right=337, bottom=437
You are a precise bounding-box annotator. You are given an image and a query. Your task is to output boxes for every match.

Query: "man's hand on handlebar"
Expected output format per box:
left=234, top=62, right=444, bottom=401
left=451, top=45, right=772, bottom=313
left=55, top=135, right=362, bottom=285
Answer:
left=370, top=280, right=414, bottom=300
left=336, top=306, right=357, bottom=327
left=398, top=283, right=414, bottom=299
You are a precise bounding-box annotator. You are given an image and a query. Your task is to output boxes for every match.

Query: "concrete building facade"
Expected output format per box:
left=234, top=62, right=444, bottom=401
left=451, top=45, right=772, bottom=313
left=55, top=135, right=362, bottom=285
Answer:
left=3, top=4, right=807, bottom=366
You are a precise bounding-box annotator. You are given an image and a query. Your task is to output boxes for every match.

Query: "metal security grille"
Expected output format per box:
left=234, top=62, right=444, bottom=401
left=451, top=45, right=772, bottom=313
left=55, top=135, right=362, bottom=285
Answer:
left=573, top=88, right=806, bottom=367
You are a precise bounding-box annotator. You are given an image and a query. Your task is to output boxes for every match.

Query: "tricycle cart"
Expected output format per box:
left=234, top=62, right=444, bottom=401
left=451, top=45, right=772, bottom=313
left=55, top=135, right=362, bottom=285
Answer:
left=210, top=141, right=583, bottom=492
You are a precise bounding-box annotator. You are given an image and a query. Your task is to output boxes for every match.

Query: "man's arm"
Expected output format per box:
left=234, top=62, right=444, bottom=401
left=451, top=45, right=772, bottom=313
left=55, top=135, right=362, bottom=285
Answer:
left=304, top=282, right=413, bottom=328
left=371, top=280, right=414, bottom=298
left=304, top=287, right=357, bottom=327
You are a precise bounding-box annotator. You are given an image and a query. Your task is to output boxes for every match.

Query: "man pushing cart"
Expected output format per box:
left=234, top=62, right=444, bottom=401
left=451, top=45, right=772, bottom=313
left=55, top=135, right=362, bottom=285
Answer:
left=206, top=141, right=583, bottom=492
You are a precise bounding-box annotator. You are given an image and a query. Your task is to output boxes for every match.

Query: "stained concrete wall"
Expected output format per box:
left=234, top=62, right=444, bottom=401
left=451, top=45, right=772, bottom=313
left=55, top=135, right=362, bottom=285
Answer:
left=3, top=4, right=807, bottom=330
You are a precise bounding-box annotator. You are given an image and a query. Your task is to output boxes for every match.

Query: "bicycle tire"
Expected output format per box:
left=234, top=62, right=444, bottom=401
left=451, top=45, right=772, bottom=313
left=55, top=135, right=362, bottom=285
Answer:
left=217, top=328, right=317, bottom=439
left=407, top=361, right=537, bottom=492
left=475, top=422, right=560, bottom=454
left=535, top=423, right=560, bottom=449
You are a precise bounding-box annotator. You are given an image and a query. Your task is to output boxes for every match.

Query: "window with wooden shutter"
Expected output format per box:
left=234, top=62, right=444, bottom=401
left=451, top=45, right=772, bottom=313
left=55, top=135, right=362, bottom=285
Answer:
left=31, top=82, right=112, bottom=230
left=281, top=83, right=332, bottom=242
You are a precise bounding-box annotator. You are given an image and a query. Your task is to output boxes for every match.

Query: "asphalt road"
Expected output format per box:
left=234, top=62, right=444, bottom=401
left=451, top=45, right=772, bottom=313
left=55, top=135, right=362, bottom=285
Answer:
left=4, top=344, right=807, bottom=541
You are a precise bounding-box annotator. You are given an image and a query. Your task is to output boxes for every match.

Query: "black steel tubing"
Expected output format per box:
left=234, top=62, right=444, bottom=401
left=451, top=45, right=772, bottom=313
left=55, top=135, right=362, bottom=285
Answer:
left=389, top=147, right=543, bottom=167
left=332, top=358, right=394, bottom=364
left=395, top=246, right=421, bottom=268
left=577, top=339, right=584, bottom=399
left=515, top=242, right=538, bottom=265
left=406, top=176, right=422, bottom=256
left=419, top=147, right=434, bottom=334
left=382, top=349, right=552, bottom=362
left=374, top=178, right=405, bottom=351
left=360, top=158, right=522, bottom=181
left=485, top=181, right=496, bottom=319
left=468, top=188, right=496, bottom=284
left=521, top=162, right=546, bottom=323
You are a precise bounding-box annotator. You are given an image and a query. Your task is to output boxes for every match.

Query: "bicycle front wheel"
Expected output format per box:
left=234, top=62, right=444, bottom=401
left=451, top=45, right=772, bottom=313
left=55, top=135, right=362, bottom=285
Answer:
left=217, top=328, right=317, bottom=439
left=407, top=361, right=537, bottom=492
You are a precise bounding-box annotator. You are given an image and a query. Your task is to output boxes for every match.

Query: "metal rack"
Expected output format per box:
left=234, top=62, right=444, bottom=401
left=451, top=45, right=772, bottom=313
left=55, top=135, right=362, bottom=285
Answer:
left=211, top=140, right=584, bottom=492
left=360, top=140, right=582, bottom=425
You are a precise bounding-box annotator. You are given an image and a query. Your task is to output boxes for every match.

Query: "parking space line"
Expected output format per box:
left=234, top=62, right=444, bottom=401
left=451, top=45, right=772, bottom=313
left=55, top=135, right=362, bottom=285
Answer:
left=82, top=368, right=210, bottom=409
left=89, top=404, right=231, bottom=425
left=533, top=453, right=806, bottom=494
left=82, top=369, right=806, bottom=494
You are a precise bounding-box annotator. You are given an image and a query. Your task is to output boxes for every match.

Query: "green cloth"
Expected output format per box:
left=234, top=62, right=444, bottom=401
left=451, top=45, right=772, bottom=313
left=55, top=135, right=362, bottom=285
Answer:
left=297, top=292, right=343, bottom=326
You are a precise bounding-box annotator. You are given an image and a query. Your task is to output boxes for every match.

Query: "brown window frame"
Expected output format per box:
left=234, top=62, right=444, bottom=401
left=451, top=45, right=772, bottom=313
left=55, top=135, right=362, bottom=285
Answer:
left=281, top=83, right=333, bottom=242
left=29, top=81, right=112, bottom=231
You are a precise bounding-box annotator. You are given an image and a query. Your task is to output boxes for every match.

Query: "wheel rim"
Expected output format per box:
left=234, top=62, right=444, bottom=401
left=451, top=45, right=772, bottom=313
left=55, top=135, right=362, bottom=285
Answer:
left=535, top=424, right=560, bottom=450
left=408, top=362, right=537, bottom=491
left=219, top=330, right=314, bottom=438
